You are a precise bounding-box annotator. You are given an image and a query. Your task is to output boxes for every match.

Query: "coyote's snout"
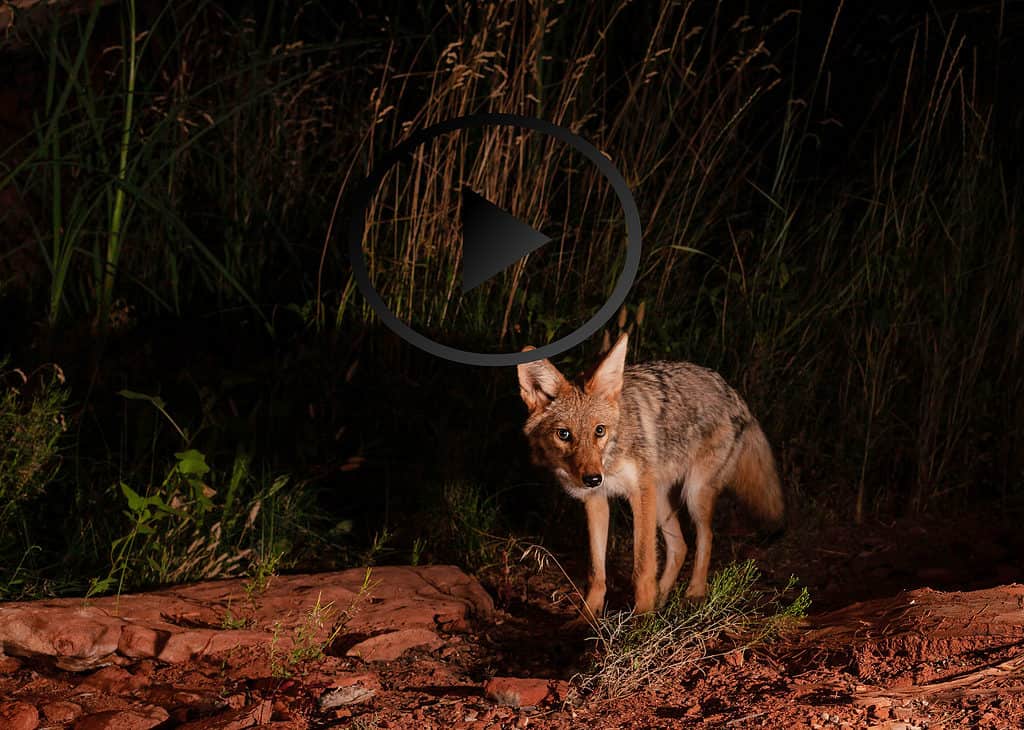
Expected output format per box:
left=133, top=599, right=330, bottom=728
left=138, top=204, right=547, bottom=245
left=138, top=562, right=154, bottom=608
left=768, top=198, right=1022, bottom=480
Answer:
left=517, top=333, right=784, bottom=617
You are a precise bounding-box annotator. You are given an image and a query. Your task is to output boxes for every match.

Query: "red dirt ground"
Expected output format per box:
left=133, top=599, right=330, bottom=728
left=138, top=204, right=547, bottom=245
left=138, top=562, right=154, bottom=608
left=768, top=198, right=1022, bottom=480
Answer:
left=1, top=501, right=1023, bottom=729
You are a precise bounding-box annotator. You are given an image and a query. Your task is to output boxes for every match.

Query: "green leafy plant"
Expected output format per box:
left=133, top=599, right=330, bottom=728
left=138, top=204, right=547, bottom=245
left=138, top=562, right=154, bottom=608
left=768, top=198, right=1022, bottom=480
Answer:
left=220, top=599, right=251, bottom=630
left=86, top=389, right=292, bottom=597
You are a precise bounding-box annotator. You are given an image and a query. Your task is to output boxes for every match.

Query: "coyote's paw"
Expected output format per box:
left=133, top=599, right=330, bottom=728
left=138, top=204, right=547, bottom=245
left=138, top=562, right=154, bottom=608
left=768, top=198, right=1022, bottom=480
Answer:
left=683, top=586, right=708, bottom=602
left=633, top=583, right=658, bottom=614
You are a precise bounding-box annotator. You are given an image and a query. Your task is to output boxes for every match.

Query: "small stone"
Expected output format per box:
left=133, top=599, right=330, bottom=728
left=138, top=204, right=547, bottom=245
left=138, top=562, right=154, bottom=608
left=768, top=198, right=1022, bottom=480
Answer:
left=484, top=677, right=568, bottom=708
left=175, top=700, right=272, bottom=730
left=223, top=694, right=248, bottom=710
left=0, top=701, right=39, bottom=730
left=320, top=684, right=377, bottom=709
left=892, top=704, right=914, bottom=721
left=330, top=672, right=380, bottom=689
left=42, top=701, right=83, bottom=724
left=869, top=702, right=892, bottom=720
left=723, top=648, right=744, bottom=666
left=440, top=644, right=461, bottom=659
left=345, top=628, right=443, bottom=662
left=79, top=665, right=148, bottom=694
left=133, top=659, right=156, bottom=677
left=73, top=705, right=169, bottom=730
left=318, top=671, right=381, bottom=710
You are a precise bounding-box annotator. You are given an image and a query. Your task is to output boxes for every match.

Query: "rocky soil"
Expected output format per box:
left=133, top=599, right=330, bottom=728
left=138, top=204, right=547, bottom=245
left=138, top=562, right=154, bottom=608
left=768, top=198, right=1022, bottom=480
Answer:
left=1, top=506, right=1023, bottom=729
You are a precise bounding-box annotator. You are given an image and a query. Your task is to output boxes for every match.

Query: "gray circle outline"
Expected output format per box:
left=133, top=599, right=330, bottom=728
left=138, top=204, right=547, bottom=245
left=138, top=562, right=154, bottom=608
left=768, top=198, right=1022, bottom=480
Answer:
left=348, top=112, right=642, bottom=366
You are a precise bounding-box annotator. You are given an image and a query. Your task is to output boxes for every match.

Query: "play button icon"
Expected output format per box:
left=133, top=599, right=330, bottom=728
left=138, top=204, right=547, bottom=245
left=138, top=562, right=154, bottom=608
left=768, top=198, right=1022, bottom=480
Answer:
left=460, top=189, right=551, bottom=294
left=347, top=112, right=642, bottom=367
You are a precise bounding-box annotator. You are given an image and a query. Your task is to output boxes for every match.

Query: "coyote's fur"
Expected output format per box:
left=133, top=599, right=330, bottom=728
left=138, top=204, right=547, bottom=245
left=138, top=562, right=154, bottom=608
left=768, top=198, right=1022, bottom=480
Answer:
left=517, top=333, right=784, bottom=617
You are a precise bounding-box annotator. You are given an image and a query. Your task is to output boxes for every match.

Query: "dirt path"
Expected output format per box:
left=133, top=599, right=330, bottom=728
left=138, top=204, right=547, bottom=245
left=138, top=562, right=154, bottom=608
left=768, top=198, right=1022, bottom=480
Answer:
left=1, top=507, right=1022, bottom=728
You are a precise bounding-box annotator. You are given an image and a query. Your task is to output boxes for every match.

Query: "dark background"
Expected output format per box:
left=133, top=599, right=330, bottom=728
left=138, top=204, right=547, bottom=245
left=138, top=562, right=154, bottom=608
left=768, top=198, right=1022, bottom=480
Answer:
left=0, top=0, right=1021, bottom=598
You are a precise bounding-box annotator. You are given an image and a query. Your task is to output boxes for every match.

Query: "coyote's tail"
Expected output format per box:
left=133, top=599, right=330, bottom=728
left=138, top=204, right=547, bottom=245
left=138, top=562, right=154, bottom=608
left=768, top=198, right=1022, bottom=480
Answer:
left=730, top=421, right=785, bottom=528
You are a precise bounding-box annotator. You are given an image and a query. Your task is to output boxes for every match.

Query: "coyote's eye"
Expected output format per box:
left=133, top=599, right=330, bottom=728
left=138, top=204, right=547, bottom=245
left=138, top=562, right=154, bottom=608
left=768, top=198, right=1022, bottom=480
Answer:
left=556, top=428, right=572, bottom=442
left=595, top=425, right=606, bottom=437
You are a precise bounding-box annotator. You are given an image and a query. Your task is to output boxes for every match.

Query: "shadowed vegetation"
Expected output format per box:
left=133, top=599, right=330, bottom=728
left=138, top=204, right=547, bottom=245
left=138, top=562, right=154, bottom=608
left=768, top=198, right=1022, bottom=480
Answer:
left=0, top=0, right=1021, bottom=597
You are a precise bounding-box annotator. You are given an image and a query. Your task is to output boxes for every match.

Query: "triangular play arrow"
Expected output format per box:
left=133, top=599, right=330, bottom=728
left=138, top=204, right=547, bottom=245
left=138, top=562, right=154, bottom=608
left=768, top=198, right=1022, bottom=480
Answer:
left=461, top=188, right=551, bottom=293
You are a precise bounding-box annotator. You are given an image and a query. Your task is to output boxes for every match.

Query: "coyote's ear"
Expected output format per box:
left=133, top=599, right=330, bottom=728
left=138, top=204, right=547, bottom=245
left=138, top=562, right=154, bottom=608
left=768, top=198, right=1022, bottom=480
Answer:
left=585, top=332, right=628, bottom=401
left=517, top=346, right=568, bottom=413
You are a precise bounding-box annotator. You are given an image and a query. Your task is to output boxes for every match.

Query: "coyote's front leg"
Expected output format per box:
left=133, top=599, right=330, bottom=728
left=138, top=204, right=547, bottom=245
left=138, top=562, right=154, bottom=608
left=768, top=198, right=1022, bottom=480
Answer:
left=628, top=475, right=659, bottom=614
left=581, top=493, right=610, bottom=621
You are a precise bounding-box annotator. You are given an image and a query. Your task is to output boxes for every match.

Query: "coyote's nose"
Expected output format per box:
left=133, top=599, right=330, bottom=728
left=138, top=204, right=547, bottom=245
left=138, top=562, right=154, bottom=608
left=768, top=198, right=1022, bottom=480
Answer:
left=582, top=473, right=603, bottom=488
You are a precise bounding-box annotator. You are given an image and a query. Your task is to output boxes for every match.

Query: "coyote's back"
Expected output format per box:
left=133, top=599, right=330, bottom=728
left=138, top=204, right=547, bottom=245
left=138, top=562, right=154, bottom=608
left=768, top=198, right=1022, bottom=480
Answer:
left=615, top=360, right=785, bottom=526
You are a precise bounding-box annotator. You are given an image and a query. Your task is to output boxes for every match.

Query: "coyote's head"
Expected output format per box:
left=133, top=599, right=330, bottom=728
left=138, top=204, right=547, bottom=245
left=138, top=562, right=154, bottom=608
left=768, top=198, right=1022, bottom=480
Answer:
left=516, top=333, right=628, bottom=498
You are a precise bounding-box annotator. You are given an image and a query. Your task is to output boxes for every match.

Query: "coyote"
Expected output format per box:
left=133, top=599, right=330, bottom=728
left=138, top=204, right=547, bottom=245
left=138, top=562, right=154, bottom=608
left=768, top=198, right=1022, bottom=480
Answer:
left=517, top=333, right=784, bottom=617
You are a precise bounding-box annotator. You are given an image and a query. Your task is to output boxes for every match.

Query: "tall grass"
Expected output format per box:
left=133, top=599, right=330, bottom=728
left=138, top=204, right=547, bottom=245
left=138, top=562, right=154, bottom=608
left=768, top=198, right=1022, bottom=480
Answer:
left=339, top=1, right=793, bottom=350
left=0, top=361, right=67, bottom=544
left=3, top=1, right=374, bottom=328
left=0, top=359, right=68, bottom=597
left=336, top=0, right=1021, bottom=516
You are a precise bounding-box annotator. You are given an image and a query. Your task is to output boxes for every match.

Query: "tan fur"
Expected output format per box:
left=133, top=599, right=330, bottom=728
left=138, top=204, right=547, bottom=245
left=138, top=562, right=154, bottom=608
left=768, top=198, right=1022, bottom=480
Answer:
left=732, top=425, right=785, bottom=525
left=517, top=333, right=784, bottom=616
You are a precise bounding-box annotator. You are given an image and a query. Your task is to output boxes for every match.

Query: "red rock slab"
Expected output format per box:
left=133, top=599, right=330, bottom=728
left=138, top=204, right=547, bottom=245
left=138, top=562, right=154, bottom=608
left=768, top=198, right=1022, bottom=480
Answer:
left=0, top=565, right=493, bottom=670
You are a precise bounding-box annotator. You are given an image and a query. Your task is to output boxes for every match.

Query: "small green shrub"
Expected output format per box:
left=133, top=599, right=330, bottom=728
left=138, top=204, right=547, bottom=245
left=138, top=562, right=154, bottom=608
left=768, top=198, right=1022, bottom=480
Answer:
left=576, top=560, right=810, bottom=699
